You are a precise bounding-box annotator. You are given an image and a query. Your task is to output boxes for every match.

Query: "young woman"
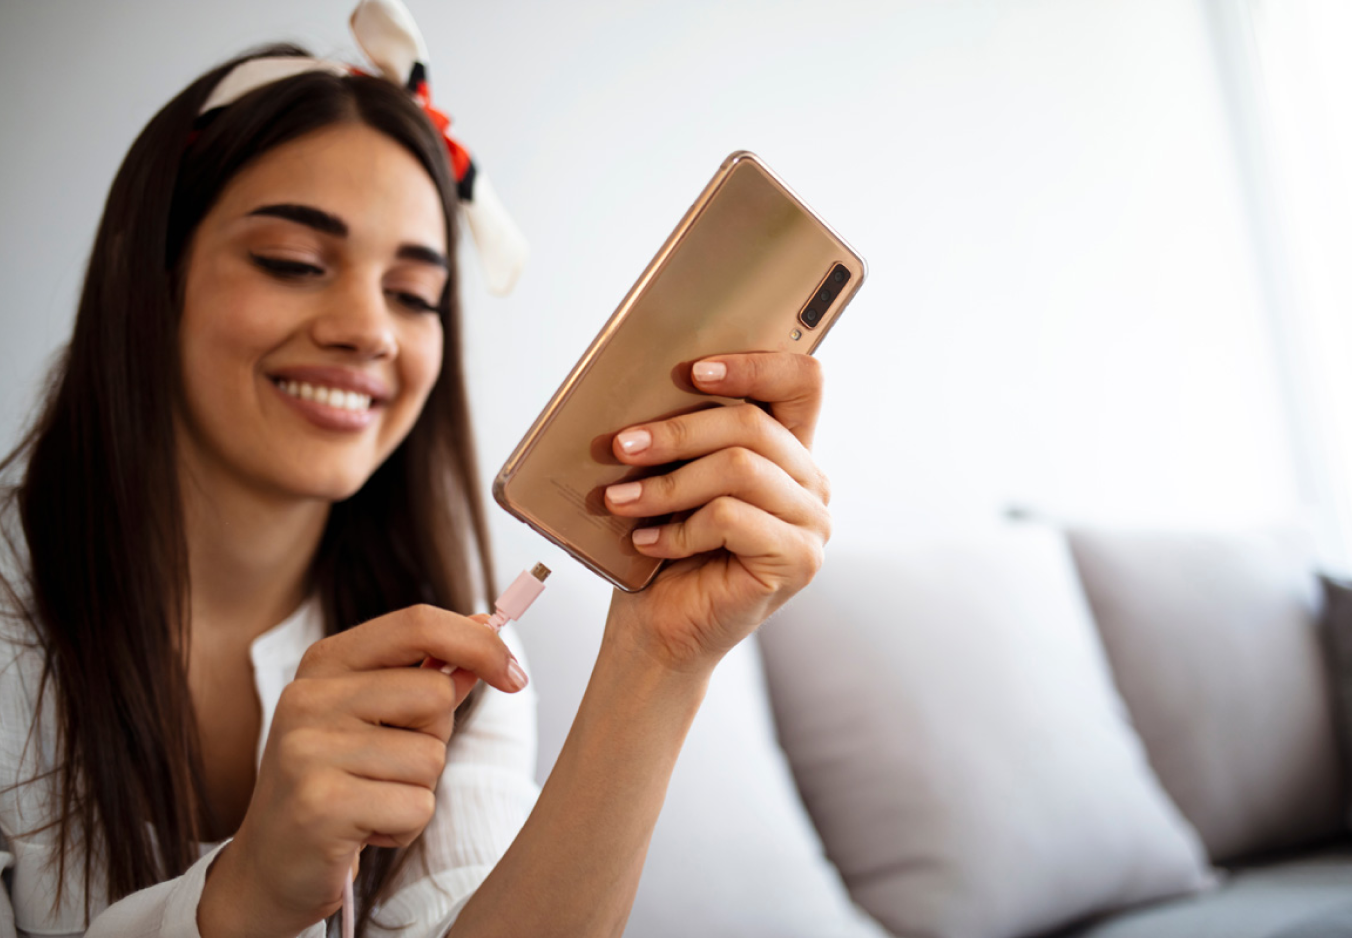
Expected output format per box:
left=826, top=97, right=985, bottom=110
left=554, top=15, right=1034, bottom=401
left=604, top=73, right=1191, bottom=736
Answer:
left=0, top=7, right=831, bottom=938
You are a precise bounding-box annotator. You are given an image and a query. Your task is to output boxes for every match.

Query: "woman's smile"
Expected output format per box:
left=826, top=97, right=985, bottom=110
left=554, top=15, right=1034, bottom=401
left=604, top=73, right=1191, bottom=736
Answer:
left=265, top=364, right=393, bottom=432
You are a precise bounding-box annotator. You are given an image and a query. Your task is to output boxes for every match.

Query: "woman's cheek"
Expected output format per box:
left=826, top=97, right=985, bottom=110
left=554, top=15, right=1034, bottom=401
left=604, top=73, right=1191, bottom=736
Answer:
left=388, top=319, right=444, bottom=431
left=410, top=319, right=444, bottom=394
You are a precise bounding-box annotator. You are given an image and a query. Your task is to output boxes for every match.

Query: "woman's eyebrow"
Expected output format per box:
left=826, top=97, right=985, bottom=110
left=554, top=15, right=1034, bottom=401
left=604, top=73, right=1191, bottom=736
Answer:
left=247, top=203, right=347, bottom=236
left=397, top=244, right=449, bottom=270
left=245, top=203, right=447, bottom=269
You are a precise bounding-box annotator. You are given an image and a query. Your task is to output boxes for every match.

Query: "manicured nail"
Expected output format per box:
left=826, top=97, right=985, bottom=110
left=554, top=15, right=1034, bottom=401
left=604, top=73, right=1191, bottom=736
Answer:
left=632, top=527, right=660, bottom=546
left=693, top=360, right=727, bottom=383
left=607, top=481, right=642, bottom=505
left=505, top=658, right=529, bottom=690
left=616, top=429, right=651, bottom=454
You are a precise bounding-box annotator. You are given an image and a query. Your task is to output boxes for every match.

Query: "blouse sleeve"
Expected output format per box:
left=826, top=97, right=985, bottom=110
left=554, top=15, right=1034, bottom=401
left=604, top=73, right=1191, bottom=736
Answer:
left=364, top=623, right=541, bottom=937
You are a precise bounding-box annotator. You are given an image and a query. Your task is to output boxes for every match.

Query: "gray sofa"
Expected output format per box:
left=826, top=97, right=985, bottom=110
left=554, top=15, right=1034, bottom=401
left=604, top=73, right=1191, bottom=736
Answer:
left=520, top=522, right=1352, bottom=937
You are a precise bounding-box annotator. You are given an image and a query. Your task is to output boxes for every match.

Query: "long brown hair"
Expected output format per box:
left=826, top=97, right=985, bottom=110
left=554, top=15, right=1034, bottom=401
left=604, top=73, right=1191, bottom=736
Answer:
left=0, top=45, right=496, bottom=934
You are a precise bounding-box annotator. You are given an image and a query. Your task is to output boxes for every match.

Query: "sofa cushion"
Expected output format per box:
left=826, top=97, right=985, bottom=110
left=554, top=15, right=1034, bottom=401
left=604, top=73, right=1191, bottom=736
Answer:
left=758, top=526, right=1213, bottom=938
left=1067, top=527, right=1343, bottom=863
left=1321, top=575, right=1352, bottom=830
left=522, top=573, right=889, bottom=938
left=1060, top=844, right=1352, bottom=938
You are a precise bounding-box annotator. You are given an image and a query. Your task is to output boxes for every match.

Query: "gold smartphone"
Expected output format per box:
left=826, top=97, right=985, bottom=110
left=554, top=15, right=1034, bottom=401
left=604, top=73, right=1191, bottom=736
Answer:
left=493, top=151, right=866, bottom=592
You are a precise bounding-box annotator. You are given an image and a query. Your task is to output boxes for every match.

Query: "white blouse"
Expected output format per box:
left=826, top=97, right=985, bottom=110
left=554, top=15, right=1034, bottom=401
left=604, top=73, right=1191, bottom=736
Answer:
left=0, top=596, right=540, bottom=938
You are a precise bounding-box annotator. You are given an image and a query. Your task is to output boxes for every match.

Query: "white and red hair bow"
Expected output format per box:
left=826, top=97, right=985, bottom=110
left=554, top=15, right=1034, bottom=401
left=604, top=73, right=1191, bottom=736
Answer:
left=198, top=0, right=528, bottom=297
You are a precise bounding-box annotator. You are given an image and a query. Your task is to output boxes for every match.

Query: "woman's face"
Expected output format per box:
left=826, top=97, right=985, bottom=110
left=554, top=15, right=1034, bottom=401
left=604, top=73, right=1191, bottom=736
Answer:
left=178, top=121, right=448, bottom=504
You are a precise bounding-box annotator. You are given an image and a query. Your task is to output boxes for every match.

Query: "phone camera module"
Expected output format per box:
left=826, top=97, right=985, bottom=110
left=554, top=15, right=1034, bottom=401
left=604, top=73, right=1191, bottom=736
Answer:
left=799, top=263, right=852, bottom=330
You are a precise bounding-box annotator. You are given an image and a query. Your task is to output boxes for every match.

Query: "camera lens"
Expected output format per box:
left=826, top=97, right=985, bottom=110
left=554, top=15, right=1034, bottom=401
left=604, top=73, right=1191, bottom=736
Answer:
left=801, top=308, right=822, bottom=327
left=818, top=288, right=834, bottom=304
left=832, top=269, right=846, bottom=284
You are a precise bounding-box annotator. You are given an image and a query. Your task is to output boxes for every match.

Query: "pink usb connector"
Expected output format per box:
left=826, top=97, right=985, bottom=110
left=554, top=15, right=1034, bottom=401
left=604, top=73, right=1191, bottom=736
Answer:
left=448, top=562, right=549, bottom=673
left=420, top=562, right=551, bottom=676
left=343, top=563, right=550, bottom=938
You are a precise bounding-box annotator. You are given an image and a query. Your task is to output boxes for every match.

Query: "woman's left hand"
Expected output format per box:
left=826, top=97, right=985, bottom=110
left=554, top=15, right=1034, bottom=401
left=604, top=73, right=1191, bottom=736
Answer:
left=603, top=351, right=831, bottom=674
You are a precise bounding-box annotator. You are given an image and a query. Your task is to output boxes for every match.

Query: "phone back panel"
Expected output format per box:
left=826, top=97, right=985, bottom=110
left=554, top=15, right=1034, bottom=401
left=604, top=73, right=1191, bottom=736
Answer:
left=493, top=152, right=865, bottom=591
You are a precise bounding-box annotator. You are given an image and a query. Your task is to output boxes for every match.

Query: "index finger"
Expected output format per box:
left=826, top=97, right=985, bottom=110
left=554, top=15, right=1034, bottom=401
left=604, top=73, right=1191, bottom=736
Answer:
left=689, top=352, right=823, bottom=448
left=298, top=605, right=524, bottom=696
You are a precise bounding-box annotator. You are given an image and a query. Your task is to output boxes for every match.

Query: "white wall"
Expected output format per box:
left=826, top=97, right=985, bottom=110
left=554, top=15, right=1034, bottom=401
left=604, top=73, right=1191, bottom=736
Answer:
left=0, top=0, right=1300, bottom=585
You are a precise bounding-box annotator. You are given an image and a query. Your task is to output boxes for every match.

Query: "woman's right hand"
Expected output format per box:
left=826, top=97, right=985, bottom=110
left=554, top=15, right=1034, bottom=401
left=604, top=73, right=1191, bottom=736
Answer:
left=197, top=604, right=528, bottom=938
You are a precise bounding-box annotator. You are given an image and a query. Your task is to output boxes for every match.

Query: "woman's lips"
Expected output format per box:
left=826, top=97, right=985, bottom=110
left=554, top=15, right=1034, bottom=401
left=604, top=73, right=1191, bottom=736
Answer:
left=269, top=376, right=377, bottom=432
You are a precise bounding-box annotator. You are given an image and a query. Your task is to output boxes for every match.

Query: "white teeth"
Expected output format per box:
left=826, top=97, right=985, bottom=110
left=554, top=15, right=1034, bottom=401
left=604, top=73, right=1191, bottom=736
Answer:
left=276, top=379, right=373, bottom=412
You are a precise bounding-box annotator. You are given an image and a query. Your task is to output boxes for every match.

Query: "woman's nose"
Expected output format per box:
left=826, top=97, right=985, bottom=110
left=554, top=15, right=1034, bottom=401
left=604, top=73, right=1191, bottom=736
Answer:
left=310, top=273, right=398, bottom=359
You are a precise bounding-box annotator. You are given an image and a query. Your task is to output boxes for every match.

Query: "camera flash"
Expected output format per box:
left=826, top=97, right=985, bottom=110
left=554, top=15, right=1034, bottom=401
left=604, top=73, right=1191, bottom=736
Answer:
left=790, top=328, right=803, bottom=341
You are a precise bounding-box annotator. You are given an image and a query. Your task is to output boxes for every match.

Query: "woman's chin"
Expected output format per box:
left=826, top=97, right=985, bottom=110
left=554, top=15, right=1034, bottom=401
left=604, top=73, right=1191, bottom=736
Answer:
left=264, top=461, right=379, bottom=505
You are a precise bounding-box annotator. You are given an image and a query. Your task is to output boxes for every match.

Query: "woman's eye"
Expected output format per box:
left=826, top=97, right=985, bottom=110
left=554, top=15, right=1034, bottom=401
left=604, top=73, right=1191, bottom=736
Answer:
left=250, top=254, right=324, bottom=278
left=389, top=290, right=440, bottom=314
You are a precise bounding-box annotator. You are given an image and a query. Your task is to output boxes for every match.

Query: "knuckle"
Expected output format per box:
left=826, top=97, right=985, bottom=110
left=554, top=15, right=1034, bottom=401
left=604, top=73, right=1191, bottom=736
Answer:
left=807, top=538, right=827, bottom=576
left=707, top=495, right=741, bottom=528
left=407, top=603, right=441, bottom=632
left=414, top=735, right=449, bottom=784
left=798, top=543, right=826, bottom=587
left=278, top=678, right=320, bottom=717
left=293, top=773, right=337, bottom=826
left=277, top=726, right=322, bottom=767
left=411, top=787, right=437, bottom=825
left=659, top=522, right=682, bottom=551
left=743, top=353, right=766, bottom=384
left=725, top=445, right=760, bottom=480
left=297, top=641, right=327, bottom=675
left=651, top=470, right=680, bottom=501
left=815, top=467, right=832, bottom=507
left=663, top=415, right=691, bottom=452
left=734, top=402, right=768, bottom=437
left=409, top=605, right=448, bottom=648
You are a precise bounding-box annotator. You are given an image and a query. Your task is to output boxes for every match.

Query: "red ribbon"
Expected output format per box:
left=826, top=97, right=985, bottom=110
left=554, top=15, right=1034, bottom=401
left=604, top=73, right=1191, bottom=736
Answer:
left=413, top=79, right=471, bottom=183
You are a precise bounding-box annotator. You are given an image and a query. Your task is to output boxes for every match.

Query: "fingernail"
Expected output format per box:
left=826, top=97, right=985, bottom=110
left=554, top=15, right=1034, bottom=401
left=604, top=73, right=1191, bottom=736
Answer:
left=606, top=481, right=642, bottom=505
left=505, top=658, right=529, bottom=690
left=693, top=360, right=727, bottom=383
left=632, top=527, right=660, bottom=546
left=616, top=429, right=651, bottom=454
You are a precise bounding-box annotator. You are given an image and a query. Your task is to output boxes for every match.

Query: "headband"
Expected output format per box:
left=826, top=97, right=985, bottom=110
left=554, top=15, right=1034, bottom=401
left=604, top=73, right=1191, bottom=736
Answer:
left=198, top=0, right=527, bottom=296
